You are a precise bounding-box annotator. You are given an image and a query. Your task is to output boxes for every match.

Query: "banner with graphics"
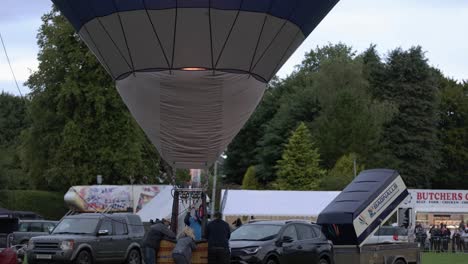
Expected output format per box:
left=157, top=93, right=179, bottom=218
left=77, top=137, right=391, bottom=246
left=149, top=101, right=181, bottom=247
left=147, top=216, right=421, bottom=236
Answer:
left=353, top=176, right=408, bottom=245
left=64, top=185, right=173, bottom=213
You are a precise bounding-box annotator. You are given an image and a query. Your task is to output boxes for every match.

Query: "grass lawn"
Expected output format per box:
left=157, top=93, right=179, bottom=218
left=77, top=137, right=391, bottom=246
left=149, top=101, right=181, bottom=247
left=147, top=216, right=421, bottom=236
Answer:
left=422, top=253, right=468, bottom=264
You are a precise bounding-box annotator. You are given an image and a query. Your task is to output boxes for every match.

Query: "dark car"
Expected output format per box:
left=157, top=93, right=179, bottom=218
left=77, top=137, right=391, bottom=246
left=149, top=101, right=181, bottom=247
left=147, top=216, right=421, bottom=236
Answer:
left=8, top=220, right=58, bottom=246
left=230, top=220, right=333, bottom=264
left=26, top=213, right=145, bottom=264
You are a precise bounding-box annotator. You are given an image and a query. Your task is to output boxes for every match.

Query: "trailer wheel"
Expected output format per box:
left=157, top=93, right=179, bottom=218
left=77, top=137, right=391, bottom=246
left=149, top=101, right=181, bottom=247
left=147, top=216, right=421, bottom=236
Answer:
left=319, top=258, right=330, bottom=264
left=393, top=259, right=406, bottom=264
left=266, top=257, right=278, bottom=264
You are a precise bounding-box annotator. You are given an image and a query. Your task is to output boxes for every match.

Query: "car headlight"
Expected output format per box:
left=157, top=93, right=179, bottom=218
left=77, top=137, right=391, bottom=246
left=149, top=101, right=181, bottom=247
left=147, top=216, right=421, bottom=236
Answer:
left=28, top=240, right=34, bottom=250
left=241, top=246, right=261, bottom=255
left=60, top=240, right=75, bottom=251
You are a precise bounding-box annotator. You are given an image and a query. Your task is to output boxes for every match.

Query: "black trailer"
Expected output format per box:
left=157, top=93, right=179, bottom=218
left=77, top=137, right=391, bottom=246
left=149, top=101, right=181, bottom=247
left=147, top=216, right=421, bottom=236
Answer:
left=317, top=169, right=421, bottom=264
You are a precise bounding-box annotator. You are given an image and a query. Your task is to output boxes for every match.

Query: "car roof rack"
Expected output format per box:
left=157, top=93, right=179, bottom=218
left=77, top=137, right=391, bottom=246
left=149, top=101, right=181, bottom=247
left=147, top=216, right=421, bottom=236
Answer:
left=285, top=219, right=311, bottom=224
left=247, top=219, right=273, bottom=223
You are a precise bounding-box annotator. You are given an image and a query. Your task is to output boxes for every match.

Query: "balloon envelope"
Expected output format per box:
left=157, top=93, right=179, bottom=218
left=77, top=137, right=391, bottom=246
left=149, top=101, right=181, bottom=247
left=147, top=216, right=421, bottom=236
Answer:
left=52, top=0, right=340, bottom=168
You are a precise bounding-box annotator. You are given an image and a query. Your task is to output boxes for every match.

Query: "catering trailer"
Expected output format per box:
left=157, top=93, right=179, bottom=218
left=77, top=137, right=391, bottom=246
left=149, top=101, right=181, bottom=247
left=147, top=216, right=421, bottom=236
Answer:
left=317, top=169, right=421, bottom=264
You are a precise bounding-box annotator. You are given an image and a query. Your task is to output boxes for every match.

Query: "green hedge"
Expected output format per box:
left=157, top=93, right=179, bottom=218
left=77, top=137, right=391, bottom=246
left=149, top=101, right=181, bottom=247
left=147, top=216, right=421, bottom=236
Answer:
left=0, top=190, right=68, bottom=220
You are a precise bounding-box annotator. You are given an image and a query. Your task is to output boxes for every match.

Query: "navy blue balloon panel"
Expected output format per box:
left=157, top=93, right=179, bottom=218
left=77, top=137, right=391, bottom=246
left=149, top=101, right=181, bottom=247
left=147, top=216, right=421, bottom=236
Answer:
left=52, top=0, right=339, bottom=82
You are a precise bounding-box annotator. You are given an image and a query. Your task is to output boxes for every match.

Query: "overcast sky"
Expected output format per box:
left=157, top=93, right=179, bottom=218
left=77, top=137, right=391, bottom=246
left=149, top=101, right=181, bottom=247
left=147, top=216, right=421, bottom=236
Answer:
left=1, top=0, right=467, bottom=96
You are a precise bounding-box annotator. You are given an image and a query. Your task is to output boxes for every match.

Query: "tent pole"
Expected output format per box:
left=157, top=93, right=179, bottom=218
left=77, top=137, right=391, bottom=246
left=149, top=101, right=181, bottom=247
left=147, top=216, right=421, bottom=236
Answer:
left=171, top=189, right=179, bottom=234
left=202, top=192, right=207, bottom=238
left=211, top=161, right=217, bottom=218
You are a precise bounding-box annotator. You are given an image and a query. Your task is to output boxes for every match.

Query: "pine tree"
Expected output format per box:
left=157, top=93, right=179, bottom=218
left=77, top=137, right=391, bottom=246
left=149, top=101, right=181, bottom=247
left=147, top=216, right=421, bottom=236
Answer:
left=377, top=47, right=440, bottom=188
left=242, top=166, right=259, bottom=190
left=275, top=122, right=325, bottom=190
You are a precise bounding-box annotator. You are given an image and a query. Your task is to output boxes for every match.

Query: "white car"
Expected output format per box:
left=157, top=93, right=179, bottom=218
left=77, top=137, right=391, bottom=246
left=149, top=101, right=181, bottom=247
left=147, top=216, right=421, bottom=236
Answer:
left=365, top=226, right=409, bottom=244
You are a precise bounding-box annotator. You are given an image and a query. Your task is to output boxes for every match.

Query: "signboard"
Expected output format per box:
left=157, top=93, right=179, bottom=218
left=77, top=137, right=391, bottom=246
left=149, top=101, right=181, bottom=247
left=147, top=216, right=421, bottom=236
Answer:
left=353, top=176, right=408, bottom=240
left=64, top=185, right=174, bottom=213
left=402, top=189, right=468, bottom=211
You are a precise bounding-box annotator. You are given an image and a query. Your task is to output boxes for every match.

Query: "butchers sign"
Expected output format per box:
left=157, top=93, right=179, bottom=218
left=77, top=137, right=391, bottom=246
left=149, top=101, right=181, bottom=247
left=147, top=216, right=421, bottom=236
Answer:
left=407, top=189, right=468, bottom=206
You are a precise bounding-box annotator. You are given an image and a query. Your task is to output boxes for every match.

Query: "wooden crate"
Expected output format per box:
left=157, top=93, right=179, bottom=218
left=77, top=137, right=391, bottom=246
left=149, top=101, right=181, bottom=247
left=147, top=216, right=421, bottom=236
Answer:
left=156, top=240, right=208, bottom=264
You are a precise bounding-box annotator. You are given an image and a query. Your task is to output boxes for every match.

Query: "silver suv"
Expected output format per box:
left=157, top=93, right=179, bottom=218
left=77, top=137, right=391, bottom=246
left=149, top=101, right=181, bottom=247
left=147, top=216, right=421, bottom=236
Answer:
left=26, top=213, right=145, bottom=264
left=8, top=220, right=58, bottom=246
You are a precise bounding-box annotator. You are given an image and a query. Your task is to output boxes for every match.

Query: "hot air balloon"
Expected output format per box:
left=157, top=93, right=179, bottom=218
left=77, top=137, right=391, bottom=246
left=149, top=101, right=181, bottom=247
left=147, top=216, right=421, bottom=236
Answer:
left=52, top=0, right=340, bottom=169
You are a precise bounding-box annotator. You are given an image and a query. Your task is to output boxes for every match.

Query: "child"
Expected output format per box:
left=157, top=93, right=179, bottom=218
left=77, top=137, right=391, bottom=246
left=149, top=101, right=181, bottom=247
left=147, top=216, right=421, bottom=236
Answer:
left=172, top=227, right=197, bottom=264
left=184, top=207, right=202, bottom=240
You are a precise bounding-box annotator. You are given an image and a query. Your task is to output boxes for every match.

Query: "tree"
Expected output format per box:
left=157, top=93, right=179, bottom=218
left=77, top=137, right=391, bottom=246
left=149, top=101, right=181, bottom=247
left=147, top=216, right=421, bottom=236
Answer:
left=0, top=92, right=28, bottom=189
left=311, top=53, right=395, bottom=169
left=434, top=77, right=468, bottom=189
left=275, top=122, right=325, bottom=190
left=224, top=84, right=284, bottom=184
left=255, top=44, right=354, bottom=183
left=242, top=166, right=259, bottom=190
left=376, top=47, right=440, bottom=188
left=175, top=169, right=191, bottom=186
left=255, top=86, right=320, bottom=183
left=321, top=153, right=365, bottom=190
left=21, top=10, right=159, bottom=191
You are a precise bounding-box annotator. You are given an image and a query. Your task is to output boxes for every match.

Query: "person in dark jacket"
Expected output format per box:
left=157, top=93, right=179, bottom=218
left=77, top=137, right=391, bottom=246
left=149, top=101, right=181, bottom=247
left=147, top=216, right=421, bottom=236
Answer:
left=232, top=218, right=242, bottom=229
left=172, top=226, right=197, bottom=264
left=143, top=218, right=176, bottom=264
left=206, top=212, right=231, bottom=264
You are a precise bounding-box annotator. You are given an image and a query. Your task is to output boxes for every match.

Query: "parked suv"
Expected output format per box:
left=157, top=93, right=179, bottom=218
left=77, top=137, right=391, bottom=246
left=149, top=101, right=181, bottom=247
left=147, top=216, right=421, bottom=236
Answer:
left=26, top=213, right=145, bottom=264
left=8, top=220, right=58, bottom=246
left=230, top=220, right=333, bottom=264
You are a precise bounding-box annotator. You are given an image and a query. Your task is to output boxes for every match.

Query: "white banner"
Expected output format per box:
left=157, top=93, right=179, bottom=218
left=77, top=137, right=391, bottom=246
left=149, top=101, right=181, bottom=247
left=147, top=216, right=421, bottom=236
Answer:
left=353, top=176, right=407, bottom=237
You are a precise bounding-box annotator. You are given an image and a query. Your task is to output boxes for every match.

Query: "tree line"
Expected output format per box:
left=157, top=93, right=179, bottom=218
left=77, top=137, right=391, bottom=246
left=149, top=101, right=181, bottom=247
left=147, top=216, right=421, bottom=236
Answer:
left=1, top=10, right=467, bottom=192
left=227, top=44, right=468, bottom=190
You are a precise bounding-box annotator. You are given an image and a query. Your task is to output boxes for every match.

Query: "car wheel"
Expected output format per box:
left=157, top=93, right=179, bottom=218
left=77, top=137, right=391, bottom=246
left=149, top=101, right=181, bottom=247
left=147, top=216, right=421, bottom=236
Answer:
left=266, top=257, right=278, bottom=264
left=393, top=259, right=406, bottom=264
left=319, top=258, right=329, bottom=264
left=127, top=249, right=141, bottom=264
left=74, top=250, right=92, bottom=264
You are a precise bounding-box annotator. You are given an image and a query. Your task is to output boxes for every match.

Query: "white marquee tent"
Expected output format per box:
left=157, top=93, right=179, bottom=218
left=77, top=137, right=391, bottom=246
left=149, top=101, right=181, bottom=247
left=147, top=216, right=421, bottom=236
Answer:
left=221, top=189, right=340, bottom=221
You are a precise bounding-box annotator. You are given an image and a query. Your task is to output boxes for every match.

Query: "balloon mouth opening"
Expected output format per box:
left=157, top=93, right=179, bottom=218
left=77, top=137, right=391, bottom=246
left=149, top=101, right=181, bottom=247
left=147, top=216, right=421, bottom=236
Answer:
left=181, top=67, right=207, bottom=71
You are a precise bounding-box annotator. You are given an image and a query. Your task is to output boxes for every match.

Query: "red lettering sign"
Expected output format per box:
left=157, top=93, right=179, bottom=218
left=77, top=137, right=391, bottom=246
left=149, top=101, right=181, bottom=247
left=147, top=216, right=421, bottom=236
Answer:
left=415, top=191, right=468, bottom=201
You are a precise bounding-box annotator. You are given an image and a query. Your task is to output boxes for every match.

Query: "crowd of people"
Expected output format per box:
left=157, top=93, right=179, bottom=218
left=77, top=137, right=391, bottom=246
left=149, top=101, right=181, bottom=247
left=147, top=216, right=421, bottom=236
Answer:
left=142, top=211, right=231, bottom=264
left=414, top=221, right=468, bottom=253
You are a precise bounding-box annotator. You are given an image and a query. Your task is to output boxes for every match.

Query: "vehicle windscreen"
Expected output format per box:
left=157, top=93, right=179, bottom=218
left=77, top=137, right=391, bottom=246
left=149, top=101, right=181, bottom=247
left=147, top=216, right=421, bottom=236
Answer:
left=52, top=218, right=99, bottom=235
left=231, top=224, right=282, bottom=241
left=375, top=227, right=408, bottom=236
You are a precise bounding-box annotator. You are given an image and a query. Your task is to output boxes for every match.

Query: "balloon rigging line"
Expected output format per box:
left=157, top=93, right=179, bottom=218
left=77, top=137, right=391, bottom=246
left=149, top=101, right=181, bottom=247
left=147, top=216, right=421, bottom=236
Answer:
left=214, top=0, right=244, bottom=69
left=0, top=32, right=23, bottom=97
left=142, top=0, right=172, bottom=69
left=269, top=29, right=302, bottom=81
left=248, top=0, right=276, bottom=76
left=84, top=1, right=133, bottom=73
left=62, top=0, right=115, bottom=79
left=250, top=0, right=301, bottom=73
left=94, top=17, right=133, bottom=71
left=208, top=0, right=215, bottom=75
left=170, top=0, right=179, bottom=72
left=112, top=0, right=136, bottom=74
